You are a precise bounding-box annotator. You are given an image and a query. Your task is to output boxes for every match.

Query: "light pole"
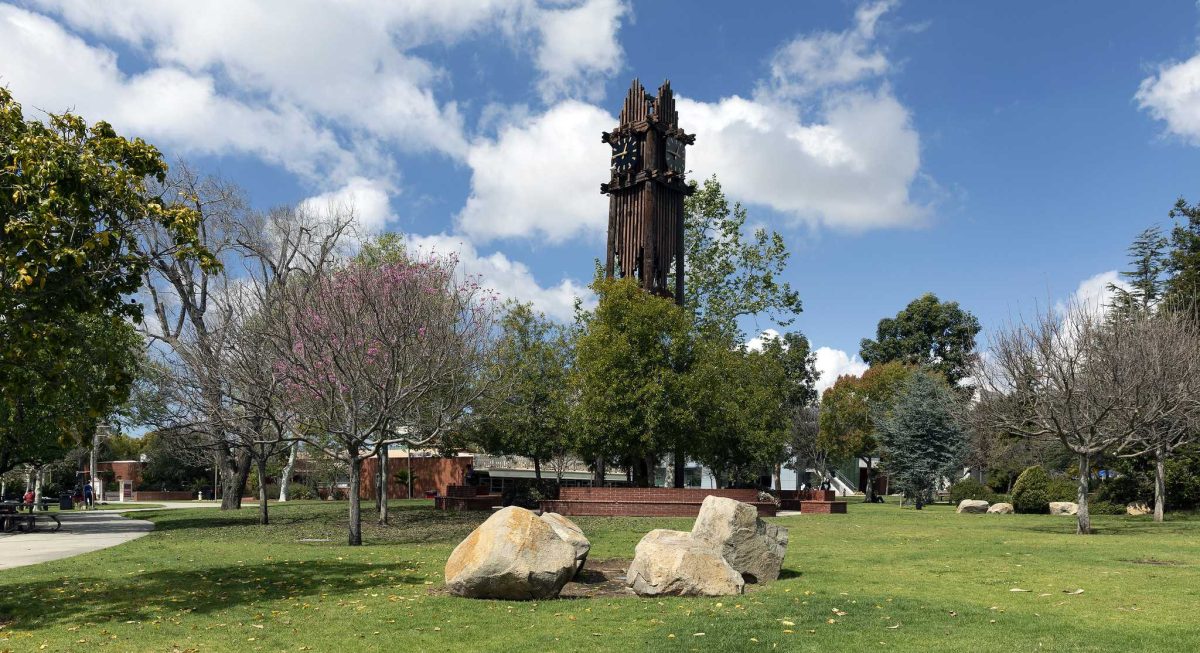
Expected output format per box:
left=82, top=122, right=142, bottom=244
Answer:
left=90, top=422, right=111, bottom=508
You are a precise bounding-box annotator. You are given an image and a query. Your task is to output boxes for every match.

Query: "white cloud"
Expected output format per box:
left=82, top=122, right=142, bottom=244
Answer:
left=676, top=0, right=925, bottom=232
left=1055, top=270, right=1128, bottom=318
left=456, top=100, right=615, bottom=244
left=535, top=0, right=628, bottom=102
left=299, top=178, right=395, bottom=234
left=1136, top=53, right=1200, bottom=144
left=766, top=0, right=894, bottom=98
left=405, top=234, right=592, bottom=322
left=814, top=346, right=869, bottom=395
left=745, top=329, right=867, bottom=396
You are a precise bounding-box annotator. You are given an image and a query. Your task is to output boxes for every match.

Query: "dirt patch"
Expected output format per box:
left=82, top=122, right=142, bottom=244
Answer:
left=1124, top=558, right=1183, bottom=566
left=559, top=558, right=636, bottom=599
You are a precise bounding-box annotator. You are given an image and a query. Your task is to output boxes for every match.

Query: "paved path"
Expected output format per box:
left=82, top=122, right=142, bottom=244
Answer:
left=0, top=502, right=222, bottom=570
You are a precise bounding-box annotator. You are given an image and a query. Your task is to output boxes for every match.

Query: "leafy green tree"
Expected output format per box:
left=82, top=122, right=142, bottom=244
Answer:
left=470, top=304, right=572, bottom=483
left=573, top=277, right=695, bottom=487
left=859, top=293, right=981, bottom=388
left=759, top=332, right=821, bottom=488
left=1, top=89, right=213, bottom=461
left=818, top=361, right=913, bottom=501
left=684, top=176, right=802, bottom=340
left=875, top=371, right=966, bottom=509
left=1164, top=197, right=1200, bottom=312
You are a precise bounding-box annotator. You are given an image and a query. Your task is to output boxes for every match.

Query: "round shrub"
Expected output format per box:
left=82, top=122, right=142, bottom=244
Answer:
left=1088, top=499, right=1125, bottom=515
left=949, top=479, right=995, bottom=504
left=1011, top=465, right=1051, bottom=514
left=288, top=484, right=316, bottom=500
left=1046, top=477, right=1078, bottom=502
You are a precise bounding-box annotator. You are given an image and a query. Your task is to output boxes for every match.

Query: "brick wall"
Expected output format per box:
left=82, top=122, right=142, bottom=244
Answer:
left=542, top=487, right=777, bottom=517
left=359, top=456, right=471, bottom=499
left=799, top=500, right=847, bottom=514
left=133, top=491, right=195, bottom=501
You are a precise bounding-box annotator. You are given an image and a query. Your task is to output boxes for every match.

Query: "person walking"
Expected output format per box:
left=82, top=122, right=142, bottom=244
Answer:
left=83, top=482, right=94, bottom=510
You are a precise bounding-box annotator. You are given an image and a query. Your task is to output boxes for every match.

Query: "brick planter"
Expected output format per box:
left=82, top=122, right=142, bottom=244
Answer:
left=435, top=494, right=503, bottom=511
left=539, top=487, right=777, bottom=517
left=799, top=500, right=847, bottom=514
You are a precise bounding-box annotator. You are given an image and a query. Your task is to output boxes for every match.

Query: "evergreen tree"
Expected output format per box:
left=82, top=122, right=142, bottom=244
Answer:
left=875, top=372, right=966, bottom=509
left=1109, top=225, right=1167, bottom=316
left=859, top=294, right=981, bottom=389
left=1164, top=197, right=1200, bottom=313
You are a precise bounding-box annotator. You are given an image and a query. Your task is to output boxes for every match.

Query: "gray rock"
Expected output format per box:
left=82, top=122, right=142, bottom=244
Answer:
left=540, top=511, right=590, bottom=576
left=986, top=502, right=1014, bottom=514
left=1049, top=501, right=1078, bottom=516
left=956, top=499, right=990, bottom=514
left=444, top=506, right=577, bottom=600
left=691, top=495, right=788, bottom=584
left=626, top=529, right=745, bottom=597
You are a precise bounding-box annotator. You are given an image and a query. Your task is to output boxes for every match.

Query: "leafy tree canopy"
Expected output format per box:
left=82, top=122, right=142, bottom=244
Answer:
left=859, top=293, right=980, bottom=388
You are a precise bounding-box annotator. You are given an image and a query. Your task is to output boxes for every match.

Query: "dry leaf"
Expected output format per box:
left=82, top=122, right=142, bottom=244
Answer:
left=1009, top=588, right=1031, bottom=592
left=1064, top=589, right=1084, bottom=595
left=887, top=624, right=901, bottom=630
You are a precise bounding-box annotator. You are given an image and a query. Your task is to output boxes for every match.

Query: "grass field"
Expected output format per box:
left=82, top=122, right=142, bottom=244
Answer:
left=0, top=499, right=1196, bottom=652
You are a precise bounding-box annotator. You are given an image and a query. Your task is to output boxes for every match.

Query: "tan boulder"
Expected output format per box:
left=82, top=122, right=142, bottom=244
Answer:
left=445, top=506, right=577, bottom=600
left=956, top=499, right=990, bottom=514
left=1126, top=502, right=1151, bottom=516
left=1049, top=501, right=1078, bottom=516
left=691, top=496, right=788, bottom=584
left=626, top=529, right=745, bottom=597
left=986, top=502, right=1014, bottom=514
left=540, top=511, right=590, bottom=576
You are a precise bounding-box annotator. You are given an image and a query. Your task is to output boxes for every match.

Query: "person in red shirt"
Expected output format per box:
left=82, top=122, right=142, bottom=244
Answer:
left=22, top=489, right=34, bottom=512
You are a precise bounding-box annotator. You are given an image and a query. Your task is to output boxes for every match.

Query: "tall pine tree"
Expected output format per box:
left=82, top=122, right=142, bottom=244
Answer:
left=1109, top=225, right=1167, bottom=316
left=1164, top=197, right=1200, bottom=313
left=876, top=372, right=966, bottom=509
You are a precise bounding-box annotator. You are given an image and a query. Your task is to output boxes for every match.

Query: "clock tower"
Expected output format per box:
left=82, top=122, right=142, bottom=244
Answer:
left=601, top=79, right=695, bottom=303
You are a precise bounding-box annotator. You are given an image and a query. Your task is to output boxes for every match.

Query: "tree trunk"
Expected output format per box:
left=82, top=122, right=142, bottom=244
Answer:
left=774, top=463, right=783, bottom=492
left=713, top=470, right=725, bottom=489
left=278, top=441, right=298, bottom=502
left=533, top=455, right=542, bottom=482
left=673, top=450, right=685, bottom=488
left=348, top=456, right=363, bottom=546
left=631, top=459, right=648, bottom=487
left=220, top=451, right=251, bottom=510
left=1076, top=452, right=1092, bottom=535
left=33, top=467, right=43, bottom=510
left=1154, top=445, right=1167, bottom=523
left=256, top=457, right=269, bottom=525
left=377, top=444, right=389, bottom=526
left=593, top=454, right=605, bottom=487
left=862, top=457, right=877, bottom=503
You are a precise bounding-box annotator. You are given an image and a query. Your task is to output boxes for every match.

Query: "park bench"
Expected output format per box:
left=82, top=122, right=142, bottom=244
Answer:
left=0, top=501, right=62, bottom=533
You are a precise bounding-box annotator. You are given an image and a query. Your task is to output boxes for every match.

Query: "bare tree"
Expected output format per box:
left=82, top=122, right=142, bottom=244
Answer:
left=270, top=249, right=500, bottom=545
left=786, top=405, right=826, bottom=489
left=975, top=302, right=1157, bottom=534
left=1111, top=310, right=1200, bottom=522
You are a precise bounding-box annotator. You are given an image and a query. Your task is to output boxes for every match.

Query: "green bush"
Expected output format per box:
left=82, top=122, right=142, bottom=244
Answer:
left=1046, top=477, right=1078, bottom=502
left=288, top=484, right=315, bottom=500
left=1088, top=500, right=1126, bottom=515
left=949, top=479, right=995, bottom=503
left=1011, top=465, right=1050, bottom=514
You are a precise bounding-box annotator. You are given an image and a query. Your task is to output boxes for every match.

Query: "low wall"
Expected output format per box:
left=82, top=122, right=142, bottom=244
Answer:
left=800, top=500, right=847, bottom=514
left=132, top=491, right=195, bottom=501
left=359, top=457, right=471, bottom=499
left=779, top=489, right=838, bottom=510
left=541, top=487, right=777, bottom=517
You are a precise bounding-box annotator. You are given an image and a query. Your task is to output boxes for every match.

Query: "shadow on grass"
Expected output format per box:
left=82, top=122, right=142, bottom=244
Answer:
left=1014, top=518, right=1200, bottom=537
left=0, top=559, right=424, bottom=629
left=777, top=568, right=803, bottom=580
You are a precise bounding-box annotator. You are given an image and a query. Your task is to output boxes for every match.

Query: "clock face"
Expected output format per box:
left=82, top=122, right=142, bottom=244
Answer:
left=610, top=135, right=639, bottom=172
left=665, top=137, right=685, bottom=175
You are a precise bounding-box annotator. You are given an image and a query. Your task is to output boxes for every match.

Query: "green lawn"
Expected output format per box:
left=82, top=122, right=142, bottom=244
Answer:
left=0, top=499, right=1196, bottom=652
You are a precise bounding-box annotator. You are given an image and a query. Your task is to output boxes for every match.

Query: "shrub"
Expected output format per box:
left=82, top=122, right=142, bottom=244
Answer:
left=1088, top=499, right=1125, bottom=515
left=1011, top=465, right=1051, bottom=514
left=288, top=484, right=315, bottom=500
left=1046, top=477, right=1078, bottom=502
left=949, top=479, right=995, bottom=503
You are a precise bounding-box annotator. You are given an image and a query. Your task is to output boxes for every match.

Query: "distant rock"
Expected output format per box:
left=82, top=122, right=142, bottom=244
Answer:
left=986, top=502, right=1014, bottom=514
left=956, top=499, right=990, bottom=514
left=540, top=511, right=591, bottom=576
left=1049, top=502, right=1078, bottom=516
left=445, top=506, right=578, bottom=600
left=626, top=529, right=745, bottom=597
left=691, top=496, right=789, bottom=583
left=1126, top=502, right=1151, bottom=516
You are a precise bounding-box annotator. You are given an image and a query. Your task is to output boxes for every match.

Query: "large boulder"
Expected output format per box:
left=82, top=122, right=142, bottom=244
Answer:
left=1049, top=501, right=1078, bottom=516
left=540, top=512, right=590, bottom=576
left=1126, top=502, right=1150, bottom=516
left=987, top=502, right=1014, bottom=514
left=626, top=529, right=745, bottom=597
left=691, top=496, right=789, bottom=584
left=445, top=506, right=578, bottom=600
left=956, top=499, right=990, bottom=514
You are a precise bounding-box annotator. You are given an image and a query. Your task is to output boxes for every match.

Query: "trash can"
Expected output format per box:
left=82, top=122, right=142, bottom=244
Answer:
left=59, top=493, right=74, bottom=510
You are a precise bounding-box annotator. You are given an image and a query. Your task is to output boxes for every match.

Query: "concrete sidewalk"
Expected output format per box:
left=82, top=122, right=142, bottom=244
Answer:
left=0, top=501, right=231, bottom=570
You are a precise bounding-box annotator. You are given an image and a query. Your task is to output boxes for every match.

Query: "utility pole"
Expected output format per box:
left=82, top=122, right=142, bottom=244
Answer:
left=90, top=422, right=110, bottom=508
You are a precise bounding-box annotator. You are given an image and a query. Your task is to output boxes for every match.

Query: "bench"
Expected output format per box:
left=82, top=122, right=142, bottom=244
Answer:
left=0, top=502, right=62, bottom=533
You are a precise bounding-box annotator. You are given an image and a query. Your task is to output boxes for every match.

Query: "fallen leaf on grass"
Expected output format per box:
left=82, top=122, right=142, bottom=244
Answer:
left=886, top=624, right=901, bottom=630
left=1064, top=589, right=1084, bottom=595
left=1009, top=588, right=1031, bottom=592
left=780, top=620, right=795, bottom=626
left=1038, top=593, right=1052, bottom=597
left=832, top=609, right=847, bottom=616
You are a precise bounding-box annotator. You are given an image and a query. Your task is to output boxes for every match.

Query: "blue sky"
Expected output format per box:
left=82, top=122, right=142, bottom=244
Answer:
left=4, top=0, right=1200, bottom=389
